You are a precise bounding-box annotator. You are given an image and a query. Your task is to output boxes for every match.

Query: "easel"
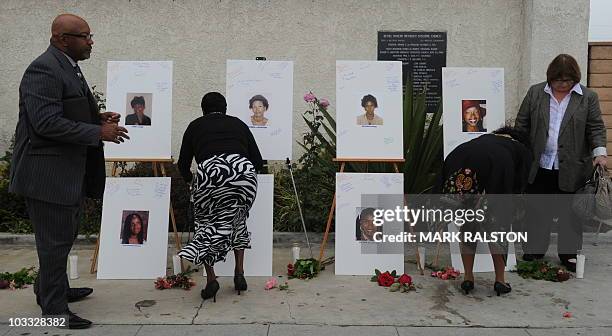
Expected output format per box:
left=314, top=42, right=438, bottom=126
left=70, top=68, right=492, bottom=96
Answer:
left=317, top=158, right=425, bottom=275
left=89, top=158, right=183, bottom=274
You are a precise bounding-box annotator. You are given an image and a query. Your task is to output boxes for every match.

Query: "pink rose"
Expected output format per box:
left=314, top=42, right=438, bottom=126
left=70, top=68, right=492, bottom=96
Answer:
left=440, top=273, right=449, bottom=280
left=319, top=98, right=330, bottom=108
left=304, top=92, right=316, bottom=103
left=264, top=277, right=278, bottom=290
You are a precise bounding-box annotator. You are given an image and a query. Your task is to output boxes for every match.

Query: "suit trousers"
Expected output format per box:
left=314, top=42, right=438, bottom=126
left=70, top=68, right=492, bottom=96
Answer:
left=26, top=197, right=82, bottom=315
left=524, top=168, right=582, bottom=258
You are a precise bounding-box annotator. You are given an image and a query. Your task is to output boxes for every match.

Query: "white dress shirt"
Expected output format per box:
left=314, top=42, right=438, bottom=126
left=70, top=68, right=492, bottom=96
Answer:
left=540, top=83, right=607, bottom=170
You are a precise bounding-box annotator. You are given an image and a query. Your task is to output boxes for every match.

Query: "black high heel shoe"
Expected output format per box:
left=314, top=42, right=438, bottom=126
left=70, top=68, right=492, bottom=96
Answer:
left=493, top=281, right=511, bottom=296
left=460, top=280, right=474, bottom=295
left=201, top=280, right=219, bottom=302
left=234, top=274, right=247, bottom=295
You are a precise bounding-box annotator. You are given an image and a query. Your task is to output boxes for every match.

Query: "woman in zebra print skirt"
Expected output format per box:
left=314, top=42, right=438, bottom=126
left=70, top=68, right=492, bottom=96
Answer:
left=177, top=92, right=263, bottom=301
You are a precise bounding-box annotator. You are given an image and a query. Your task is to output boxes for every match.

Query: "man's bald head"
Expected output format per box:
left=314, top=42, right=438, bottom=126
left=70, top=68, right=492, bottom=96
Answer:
left=50, top=14, right=93, bottom=61
left=51, top=14, right=88, bottom=37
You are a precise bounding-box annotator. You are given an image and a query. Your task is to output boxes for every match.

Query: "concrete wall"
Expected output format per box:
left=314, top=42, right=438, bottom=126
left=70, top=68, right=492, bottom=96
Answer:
left=520, top=0, right=590, bottom=96
left=0, top=0, right=589, bottom=159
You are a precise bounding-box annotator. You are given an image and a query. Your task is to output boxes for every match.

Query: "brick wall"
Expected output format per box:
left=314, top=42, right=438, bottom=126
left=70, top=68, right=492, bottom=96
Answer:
left=588, top=43, right=612, bottom=154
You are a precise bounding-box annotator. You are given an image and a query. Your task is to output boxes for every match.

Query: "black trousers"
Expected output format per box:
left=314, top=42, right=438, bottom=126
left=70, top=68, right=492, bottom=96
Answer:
left=524, top=168, right=582, bottom=258
left=26, top=197, right=82, bottom=315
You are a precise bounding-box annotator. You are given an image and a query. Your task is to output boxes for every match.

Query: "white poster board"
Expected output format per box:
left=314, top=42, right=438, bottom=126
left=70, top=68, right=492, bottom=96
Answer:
left=442, top=67, right=505, bottom=158
left=336, top=61, right=403, bottom=159
left=448, top=223, right=517, bottom=272
left=97, top=177, right=171, bottom=279
left=335, top=173, right=405, bottom=275
left=226, top=60, right=293, bottom=160
left=105, top=61, right=173, bottom=160
left=214, top=174, right=274, bottom=276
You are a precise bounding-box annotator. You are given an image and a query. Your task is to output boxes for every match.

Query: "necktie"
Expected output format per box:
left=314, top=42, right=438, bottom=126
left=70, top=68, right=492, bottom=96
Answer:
left=73, top=64, right=100, bottom=124
left=74, top=64, right=90, bottom=95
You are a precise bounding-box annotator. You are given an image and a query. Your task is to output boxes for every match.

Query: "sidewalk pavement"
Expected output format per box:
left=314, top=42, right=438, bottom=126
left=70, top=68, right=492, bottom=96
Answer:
left=1, top=234, right=611, bottom=335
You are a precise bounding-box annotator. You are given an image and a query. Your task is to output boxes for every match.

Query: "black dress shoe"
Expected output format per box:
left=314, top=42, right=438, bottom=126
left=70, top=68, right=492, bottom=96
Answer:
left=559, top=254, right=577, bottom=272
left=67, top=287, right=93, bottom=302
left=66, top=311, right=92, bottom=329
left=36, top=287, right=93, bottom=306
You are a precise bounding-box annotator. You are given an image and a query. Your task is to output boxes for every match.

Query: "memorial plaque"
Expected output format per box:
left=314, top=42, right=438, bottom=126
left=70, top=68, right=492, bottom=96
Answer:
left=378, top=32, right=447, bottom=114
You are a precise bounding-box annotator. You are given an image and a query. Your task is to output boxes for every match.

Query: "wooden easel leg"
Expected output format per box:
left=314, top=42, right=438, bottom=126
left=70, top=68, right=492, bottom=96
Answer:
left=90, top=237, right=100, bottom=274
left=318, top=162, right=345, bottom=263
left=159, top=162, right=184, bottom=272
left=91, top=162, right=119, bottom=274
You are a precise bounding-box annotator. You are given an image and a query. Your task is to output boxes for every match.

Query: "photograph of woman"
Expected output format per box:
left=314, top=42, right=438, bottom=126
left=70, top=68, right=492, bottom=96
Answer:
left=356, top=94, right=383, bottom=126
left=177, top=92, right=263, bottom=302
left=461, top=100, right=487, bottom=132
left=120, top=212, right=147, bottom=245
left=355, top=208, right=380, bottom=241
left=249, top=94, right=269, bottom=126
left=125, top=94, right=152, bottom=126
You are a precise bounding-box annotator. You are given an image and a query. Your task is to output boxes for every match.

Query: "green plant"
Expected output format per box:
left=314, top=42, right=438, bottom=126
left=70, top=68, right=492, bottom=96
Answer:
left=273, top=93, right=337, bottom=232
left=288, top=258, right=320, bottom=279
left=0, top=137, right=31, bottom=233
left=515, top=260, right=571, bottom=282
left=402, top=82, right=444, bottom=194
left=0, top=267, right=38, bottom=290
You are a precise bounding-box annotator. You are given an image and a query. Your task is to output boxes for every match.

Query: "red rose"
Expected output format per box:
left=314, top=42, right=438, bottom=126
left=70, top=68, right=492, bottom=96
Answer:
left=377, top=272, right=395, bottom=287
left=287, top=264, right=295, bottom=277
left=398, top=274, right=412, bottom=285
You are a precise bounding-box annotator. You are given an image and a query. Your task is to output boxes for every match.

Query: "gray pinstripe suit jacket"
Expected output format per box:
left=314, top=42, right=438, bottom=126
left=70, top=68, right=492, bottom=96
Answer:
left=9, top=45, right=106, bottom=205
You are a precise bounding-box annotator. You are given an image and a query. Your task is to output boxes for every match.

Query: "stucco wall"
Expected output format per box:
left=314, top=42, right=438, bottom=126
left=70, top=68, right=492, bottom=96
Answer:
left=0, top=0, right=589, bottom=159
left=520, top=0, right=590, bottom=100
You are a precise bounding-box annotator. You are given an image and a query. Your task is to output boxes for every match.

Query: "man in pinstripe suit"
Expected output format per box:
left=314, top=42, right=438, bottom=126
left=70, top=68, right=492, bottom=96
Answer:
left=9, top=14, right=129, bottom=329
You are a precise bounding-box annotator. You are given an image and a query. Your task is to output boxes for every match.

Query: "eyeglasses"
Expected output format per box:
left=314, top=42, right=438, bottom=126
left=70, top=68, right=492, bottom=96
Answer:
left=62, top=32, right=94, bottom=40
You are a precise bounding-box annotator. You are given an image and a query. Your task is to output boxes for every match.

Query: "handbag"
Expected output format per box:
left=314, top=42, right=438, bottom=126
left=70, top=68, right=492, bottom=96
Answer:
left=572, top=165, right=612, bottom=220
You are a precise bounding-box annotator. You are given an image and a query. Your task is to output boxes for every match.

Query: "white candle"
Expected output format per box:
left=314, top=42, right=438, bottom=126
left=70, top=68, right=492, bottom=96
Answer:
left=576, top=253, right=585, bottom=279
left=69, top=255, right=79, bottom=280
left=173, top=255, right=182, bottom=275
left=291, top=243, right=300, bottom=264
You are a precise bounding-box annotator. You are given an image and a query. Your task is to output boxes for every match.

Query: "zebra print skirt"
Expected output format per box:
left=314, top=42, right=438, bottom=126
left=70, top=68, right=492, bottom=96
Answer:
left=178, top=153, right=257, bottom=267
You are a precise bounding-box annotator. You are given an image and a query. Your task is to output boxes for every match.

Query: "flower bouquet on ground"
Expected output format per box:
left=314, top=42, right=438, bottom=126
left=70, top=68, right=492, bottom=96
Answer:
left=429, top=266, right=461, bottom=280
left=515, top=260, right=571, bottom=282
left=154, top=267, right=198, bottom=290
left=370, top=269, right=416, bottom=293
left=287, top=258, right=320, bottom=280
left=0, top=267, right=37, bottom=290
